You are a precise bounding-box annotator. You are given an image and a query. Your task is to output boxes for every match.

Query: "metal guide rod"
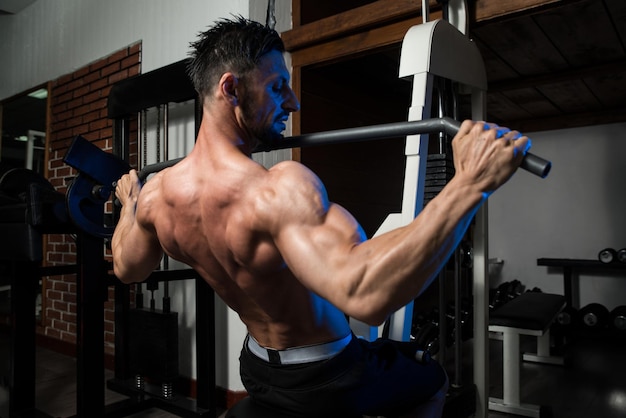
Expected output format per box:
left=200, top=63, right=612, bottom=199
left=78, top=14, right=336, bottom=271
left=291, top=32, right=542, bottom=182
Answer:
left=137, top=117, right=551, bottom=181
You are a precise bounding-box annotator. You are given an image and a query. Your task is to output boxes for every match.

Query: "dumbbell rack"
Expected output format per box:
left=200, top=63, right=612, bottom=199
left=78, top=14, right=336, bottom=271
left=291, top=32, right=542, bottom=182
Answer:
left=537, top=258, right=626, bottom=308
left=537, top=257, right=626, bottom=340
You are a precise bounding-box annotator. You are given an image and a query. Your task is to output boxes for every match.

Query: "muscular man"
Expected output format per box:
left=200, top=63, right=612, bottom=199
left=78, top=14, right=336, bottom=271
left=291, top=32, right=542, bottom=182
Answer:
left=112, top=17, right=529, bottom=418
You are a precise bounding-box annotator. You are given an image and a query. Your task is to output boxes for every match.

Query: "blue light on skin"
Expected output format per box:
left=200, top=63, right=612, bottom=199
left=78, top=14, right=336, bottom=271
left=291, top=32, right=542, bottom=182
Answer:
left=483, top=122, right=524, bottom=140
left=479, top=122, right=530, bottom=199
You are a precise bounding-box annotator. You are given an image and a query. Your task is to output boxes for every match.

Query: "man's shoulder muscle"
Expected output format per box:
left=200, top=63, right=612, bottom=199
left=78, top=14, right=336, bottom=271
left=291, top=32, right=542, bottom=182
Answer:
left=258, top=161, right=329, bottom=227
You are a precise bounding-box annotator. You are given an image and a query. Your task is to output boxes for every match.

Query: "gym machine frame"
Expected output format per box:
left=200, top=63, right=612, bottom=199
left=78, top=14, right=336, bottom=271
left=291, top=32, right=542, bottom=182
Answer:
left=107, top=60, right=218, bottom=417
left=350, top=19, right=490, bottom=418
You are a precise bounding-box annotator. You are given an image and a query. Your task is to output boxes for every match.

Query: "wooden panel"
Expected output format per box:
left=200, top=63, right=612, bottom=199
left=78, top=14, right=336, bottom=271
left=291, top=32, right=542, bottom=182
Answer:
left=299, top=51, right=410, bottom=237
left=486, top=92, right=534, bottom=123
left=290, top=65, right=302, bottom=162
left=538, top=80, right=601, bottom=113
left=473, top=37, right=519, bottom=83
left=472, top=0, right=626, bottom=129
left=299, top=0, right=378, bottom=26
left=285, top=0, right=626, bottom=133
left=474, top=0, right=565, bottom=22
left=472, top=15, right=569, bottom=77
left=488, top=58, right=626, bottom=92
left=300, top=55, right=410, bottom=127
left=290, top=17, right=434, bottom=68
left=502, top=88, right=561, bottom=117
left=533, top=0, right=624, bottom=67
left=583, top=70, right=626, bottom=108
left=283, top=0, right=438, bottom=51
left=300, top=140, right=405, bottom=238
left=605, top=0, right=626, bottom=45
left=292, top=0, right=301, bottom=28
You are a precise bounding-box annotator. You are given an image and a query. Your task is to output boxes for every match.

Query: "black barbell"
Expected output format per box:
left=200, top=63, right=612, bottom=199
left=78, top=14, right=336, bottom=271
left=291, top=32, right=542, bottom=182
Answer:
left=138, top=117, right=551, bottom=181
left=64, top=117, right=551, bottom=237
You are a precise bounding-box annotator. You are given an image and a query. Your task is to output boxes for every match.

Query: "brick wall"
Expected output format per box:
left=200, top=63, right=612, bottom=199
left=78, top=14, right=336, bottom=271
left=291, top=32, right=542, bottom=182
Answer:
left=43, top=43, right=141, bottom=356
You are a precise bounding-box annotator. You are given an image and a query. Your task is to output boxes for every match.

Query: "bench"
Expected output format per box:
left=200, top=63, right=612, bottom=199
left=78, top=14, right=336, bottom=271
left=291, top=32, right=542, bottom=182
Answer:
left=488, top=292, right=566, bottom=417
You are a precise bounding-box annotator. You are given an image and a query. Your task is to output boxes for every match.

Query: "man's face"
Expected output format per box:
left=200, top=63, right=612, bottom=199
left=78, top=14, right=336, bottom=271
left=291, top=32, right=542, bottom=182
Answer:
left=239, top=50, right=300, bottom=146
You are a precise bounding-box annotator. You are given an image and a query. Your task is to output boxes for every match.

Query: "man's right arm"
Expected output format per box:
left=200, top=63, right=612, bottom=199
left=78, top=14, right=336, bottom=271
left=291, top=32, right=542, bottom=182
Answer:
left=263, top=120, right=529, bottom=325
left=112, top=170, right=163, bottom=283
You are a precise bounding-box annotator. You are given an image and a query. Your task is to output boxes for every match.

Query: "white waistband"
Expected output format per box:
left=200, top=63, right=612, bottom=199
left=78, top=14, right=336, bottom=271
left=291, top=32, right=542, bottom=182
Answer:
left=246, top=333, right=353, bottom=365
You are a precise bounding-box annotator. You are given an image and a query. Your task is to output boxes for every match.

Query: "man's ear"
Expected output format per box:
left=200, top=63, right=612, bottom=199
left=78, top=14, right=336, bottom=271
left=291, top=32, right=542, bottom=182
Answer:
left=219, top=73, right=239, bottom=105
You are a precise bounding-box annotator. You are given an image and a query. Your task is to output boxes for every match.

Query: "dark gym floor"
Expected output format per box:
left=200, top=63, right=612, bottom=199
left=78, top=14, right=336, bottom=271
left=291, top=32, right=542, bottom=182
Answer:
left=488, top=335, right=626, bottom=418
left=1, top=332, right=625, bottom=418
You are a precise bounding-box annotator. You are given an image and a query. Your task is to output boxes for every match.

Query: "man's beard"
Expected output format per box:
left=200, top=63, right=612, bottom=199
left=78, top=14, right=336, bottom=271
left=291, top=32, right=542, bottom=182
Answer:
left=240, top=96, right=284, bottom=148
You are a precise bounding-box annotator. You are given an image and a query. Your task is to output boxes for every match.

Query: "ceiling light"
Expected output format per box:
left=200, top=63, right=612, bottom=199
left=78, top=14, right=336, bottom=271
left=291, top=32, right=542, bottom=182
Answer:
left=28, top=89, right=47, bottom=99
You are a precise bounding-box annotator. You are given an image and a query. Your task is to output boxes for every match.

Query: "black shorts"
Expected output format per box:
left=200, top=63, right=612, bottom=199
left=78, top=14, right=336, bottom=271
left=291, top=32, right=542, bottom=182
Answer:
left=239, top=334, right=448, bottom=417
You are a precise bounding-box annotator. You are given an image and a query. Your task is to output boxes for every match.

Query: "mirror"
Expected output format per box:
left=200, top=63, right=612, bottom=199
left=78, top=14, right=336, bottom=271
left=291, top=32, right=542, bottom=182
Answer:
left=1, top=85, right=48, bottom=174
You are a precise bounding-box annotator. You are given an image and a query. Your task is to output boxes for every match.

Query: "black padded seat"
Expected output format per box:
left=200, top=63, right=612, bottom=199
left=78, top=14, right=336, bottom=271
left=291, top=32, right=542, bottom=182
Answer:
left=490, top=292, right=566, bottom=330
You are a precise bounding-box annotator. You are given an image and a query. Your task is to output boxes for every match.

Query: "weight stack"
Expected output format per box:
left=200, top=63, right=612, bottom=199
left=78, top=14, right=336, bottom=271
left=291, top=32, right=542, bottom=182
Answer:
left=129, top=308, right=179, bottom=385
left=424, top=153, right=455, bottom=208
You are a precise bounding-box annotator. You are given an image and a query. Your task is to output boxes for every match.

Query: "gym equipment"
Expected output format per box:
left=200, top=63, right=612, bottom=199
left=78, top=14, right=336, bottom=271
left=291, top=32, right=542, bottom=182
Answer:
left=63, top=135, right=131, bottom=238
left=0, top=166, right=76, bottom=417
left=617, top=248, right=626, bottom=263
left=416, top=319, right=440, bottom=356
left=555, top=305, right=579, bottom=330
left=64, top=116, right=551, bottom=238
left=423, top=153, right=454, bottom=206
left=129, top=307, right=179, bottom=399
left=257, top=118, right=549, bottom=178
left=489, top=292, right=566, bottom=417
left=609, top=305, right=626, bottom=335
left=127, top=104, right=180, bottom=400
left=598, top=248, right=617, bottom=264
left=489, top=280, right=526, bottom=312
left=551, top=305, right=579, bottom=347
left=272, top=117, right=552, bottom=178
left=138, top=118, right=548, bottom=181
left=579, top=303, right=610, bottom=331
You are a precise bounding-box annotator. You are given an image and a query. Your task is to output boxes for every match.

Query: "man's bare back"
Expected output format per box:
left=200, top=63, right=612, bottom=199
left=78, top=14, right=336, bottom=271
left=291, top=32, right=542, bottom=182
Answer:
left=131, top=146, right=352, bottom=349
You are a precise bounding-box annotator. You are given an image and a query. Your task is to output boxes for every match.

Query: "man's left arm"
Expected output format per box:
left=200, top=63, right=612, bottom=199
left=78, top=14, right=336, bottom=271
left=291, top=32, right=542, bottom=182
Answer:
left=112, top=170, right=163, bottom=283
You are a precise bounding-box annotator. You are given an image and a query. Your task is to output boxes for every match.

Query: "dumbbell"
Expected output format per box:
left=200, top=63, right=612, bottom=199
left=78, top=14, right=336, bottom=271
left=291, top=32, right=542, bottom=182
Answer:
left=579, top=303, right=610, bottom=331
left=598, top=248, right=617, bottom=264
left=413, top=321, right=440, bottom=355
left=609, top=305, right=626, bottom=335
left=506, top=279, right=525, bottom=301
left=597, top=248, right=626, bottom=264
left=553, top=305, right=580, bottom=339
left=411, top=310, right=436, bottom=340
left=446, top=300, right=473, bottom=345
left=597, top=247, right=626, bottom=264
left=489, top=281, right=511, bottom=311
left=557, top=306, right=579, bottom=328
